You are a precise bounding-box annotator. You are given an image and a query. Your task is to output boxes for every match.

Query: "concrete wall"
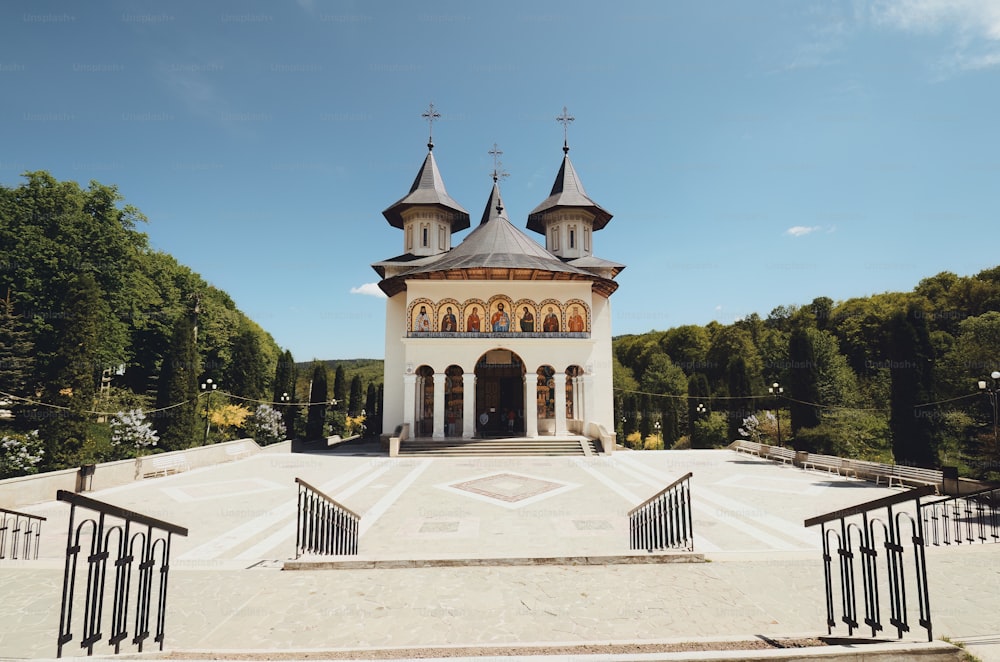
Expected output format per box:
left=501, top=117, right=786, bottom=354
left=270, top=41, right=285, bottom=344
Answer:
left=0, top=437, right=271, bottom=510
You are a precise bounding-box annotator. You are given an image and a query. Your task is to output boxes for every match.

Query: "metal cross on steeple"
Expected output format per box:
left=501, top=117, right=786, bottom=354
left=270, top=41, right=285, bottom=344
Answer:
left=488, top=142, right=509, bottom=183
left=421, top=102, right=441, bottom=150
left=557, top=106, right=575, bottom=153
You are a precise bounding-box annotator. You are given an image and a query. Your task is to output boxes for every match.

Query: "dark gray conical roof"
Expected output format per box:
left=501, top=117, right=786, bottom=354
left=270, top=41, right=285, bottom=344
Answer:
left=527, top=153, right=612, bottom=234
left=382, top=150, right=470, bottom=231
left=404, top=182, right=591, bottom=275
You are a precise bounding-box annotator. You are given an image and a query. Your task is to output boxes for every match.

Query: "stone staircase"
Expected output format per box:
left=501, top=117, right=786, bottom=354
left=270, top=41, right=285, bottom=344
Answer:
left=398, top=436, right=601, bottom=456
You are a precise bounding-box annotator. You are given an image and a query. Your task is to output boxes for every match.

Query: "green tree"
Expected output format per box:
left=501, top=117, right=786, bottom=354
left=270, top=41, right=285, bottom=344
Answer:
left=273, top=350, right=297, bottom=438
left=365, top=382, right=377, bottom=437
left=887, top=305, right=938, bottom=468
left=787, top=327, right=821, bottom=434
left=333, top=365, right=347, bottom=413
left=40, top=273, right=107, bottom=467
left=727, top=357, right=753, bottom=442
left=306, top=363, right=328, bottom=441
left=227, top=326, right=268, bottom=400
left=348, top=375, right=363, bottom=416
left=687, top=373, right=711, bottom=448
left=0, top=292, right=34, bottom=407
left=156, top=312, right=200, bottom=450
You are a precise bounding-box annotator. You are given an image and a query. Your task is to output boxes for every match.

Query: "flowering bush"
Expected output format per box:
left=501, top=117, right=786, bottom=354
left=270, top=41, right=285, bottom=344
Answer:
left=738, top=414, right=762, bottom=443
left=0, top=430, right=44, bottom=478
left=243, top=404, right=286, bottom=445
left=345, top=414, right=366, bottom=437
left=110, top=409, right=159, bottom=456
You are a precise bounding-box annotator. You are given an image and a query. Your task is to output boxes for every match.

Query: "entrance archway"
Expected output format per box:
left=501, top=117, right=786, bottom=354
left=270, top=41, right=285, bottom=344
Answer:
left=474, top=349, right=525, bottom=437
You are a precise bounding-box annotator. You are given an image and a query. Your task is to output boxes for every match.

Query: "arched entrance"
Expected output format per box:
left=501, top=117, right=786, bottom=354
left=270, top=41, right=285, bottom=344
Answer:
left=474, top=349, right=525, bottom=437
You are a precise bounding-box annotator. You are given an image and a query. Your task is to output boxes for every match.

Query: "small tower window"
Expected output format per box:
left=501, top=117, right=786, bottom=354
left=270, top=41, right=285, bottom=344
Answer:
left=569, top=228, right=575, bottom=249
left=406, top=226, right=413, bottom=251
left=551, top=227, right=559, bottom=251
left=438, top=226, right=446, bottom=250
left=422, top=227, right=429, bottom=247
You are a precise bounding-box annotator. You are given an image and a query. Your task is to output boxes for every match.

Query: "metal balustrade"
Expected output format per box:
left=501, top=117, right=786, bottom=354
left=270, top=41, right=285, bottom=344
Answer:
left=55, top=490, right=188, bottom=658
left=628, top=472, right=694, bottom=552
left=921, top=486, right=1000, bottom=547
left=0, top=506, right=46, bottom=560
left=805, top=486, right=935, bottom=642
left=295, top=477, right=360, bottom=558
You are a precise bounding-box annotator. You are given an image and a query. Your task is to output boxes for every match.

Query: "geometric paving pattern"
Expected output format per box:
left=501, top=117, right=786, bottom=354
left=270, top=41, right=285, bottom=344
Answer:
left=451, top=473, right=563, bottom=502
left=437, top=472, right=579, bottom=510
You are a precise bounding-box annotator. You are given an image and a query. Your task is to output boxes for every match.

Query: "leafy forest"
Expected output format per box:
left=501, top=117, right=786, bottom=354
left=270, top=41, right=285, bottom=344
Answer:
left=0, top=172, right=383, bottom=478
left=613, top=267, right=1000, bottom=480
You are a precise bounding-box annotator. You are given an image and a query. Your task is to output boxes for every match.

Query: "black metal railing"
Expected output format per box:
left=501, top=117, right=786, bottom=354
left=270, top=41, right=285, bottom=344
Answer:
left=55, top=490, right=188, bottom=658
left=805, top=485, right=935, bottom=642
left=921, top=486, right=1000, bottom=547
left=295, top=477, right=360, bottom=558
left=0, top=506, right=46, bottom=560
left=628, top=472, right=694, bottom=552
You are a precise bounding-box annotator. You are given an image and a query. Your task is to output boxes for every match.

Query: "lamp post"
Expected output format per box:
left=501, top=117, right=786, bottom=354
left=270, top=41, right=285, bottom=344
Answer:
left=978, top=371, right=1000, bottom=450
left=654, top=420, right=662, bottom=448
left=201, top=378, right=217, bottom=445
left=769, top=382, right=783, bottom=447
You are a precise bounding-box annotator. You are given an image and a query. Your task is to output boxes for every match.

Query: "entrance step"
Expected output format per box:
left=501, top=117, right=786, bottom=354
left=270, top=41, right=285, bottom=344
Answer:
left=399, top=437, right=601, bottom=456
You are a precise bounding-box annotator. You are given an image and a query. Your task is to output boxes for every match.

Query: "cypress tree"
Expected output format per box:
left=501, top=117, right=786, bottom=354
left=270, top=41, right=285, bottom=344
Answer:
left=888, top=306, right=938, bottom=467
left=364, top=382, right=377, bottom=437
left=306, top=363, right=328, bottom=441
left=727, top=357, right=752, bottom=443
left=687, top=373, right=711, bottom=448
left=156, top=311, right=199, bottom=450
left=788, top=328, right=821, bottom=434
left=333, top=365, right=347, bottom=413
left=42, top=273, right=105, bottom=467
left=227, top=327, right=266, bottom=400
left=273, top=350, right=297, bottom=437
left=349, top=375, right=363, bottom=416
left=0, top=292, right=34, bottom=413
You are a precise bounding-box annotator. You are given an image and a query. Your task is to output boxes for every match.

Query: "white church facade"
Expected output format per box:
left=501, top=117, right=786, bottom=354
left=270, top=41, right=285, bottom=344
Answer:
left=374, top=112, right=624, bottom=452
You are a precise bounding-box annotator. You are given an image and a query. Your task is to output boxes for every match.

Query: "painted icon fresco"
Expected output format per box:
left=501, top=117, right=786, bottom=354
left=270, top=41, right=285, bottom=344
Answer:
left=489, top=301, right=512, bottom=332
left=412, top=303, right=431, bottom=333
left=542, top=305, right=560, bottom=333
left=464, top=304, right=482, bottom=333
left=408, top=296, right=588, bottom=334
left=439, top=305, right=458, bottom=332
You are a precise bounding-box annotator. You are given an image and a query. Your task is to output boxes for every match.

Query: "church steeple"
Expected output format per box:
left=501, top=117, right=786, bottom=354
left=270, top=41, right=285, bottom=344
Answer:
left=527, top=107, right=612, bottom=260
left=381, top=104, right=470, bottom=256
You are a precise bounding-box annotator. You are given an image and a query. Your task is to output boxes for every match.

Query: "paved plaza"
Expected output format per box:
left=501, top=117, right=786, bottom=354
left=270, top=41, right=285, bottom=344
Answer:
left=1, top=443, right=998, bottom=660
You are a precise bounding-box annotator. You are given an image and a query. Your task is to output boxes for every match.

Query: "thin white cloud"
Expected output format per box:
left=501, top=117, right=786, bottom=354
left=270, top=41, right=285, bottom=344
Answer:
left=350, top=283, right=387, bottom=298
left=871, top=0, right=1000, bottom=71
left=786, top=225, right=822, bottom=237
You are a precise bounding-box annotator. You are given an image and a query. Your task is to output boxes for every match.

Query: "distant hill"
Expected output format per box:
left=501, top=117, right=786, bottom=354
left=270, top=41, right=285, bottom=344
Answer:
left=294, top=359, right=383, bottom=398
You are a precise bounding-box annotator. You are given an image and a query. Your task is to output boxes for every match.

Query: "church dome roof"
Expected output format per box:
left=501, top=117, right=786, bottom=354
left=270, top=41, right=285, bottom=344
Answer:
left=381, top=149, right=470, bottom=231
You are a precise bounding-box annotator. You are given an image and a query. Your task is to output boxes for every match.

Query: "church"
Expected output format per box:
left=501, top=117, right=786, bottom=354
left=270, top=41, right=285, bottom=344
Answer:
left=373, top=108, right=624, bottom=452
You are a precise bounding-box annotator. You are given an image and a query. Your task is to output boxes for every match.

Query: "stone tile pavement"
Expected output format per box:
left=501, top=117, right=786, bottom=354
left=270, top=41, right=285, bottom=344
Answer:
left=1, top=445, right=998, bottom=660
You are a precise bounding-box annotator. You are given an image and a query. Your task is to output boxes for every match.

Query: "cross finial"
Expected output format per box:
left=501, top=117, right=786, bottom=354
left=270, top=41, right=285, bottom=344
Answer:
left=556, top=105, right=575, bottom=154
left=421, top=102, right=441, bottom=150
left=488, top=142, right=509, bottom=183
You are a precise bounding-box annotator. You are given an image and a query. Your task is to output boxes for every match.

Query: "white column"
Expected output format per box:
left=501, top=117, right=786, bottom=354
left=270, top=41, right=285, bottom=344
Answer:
left=433, top=373, right=446, bottom=438
left=462, top=373, right=475, bottom=439
left=403, top=374, right=417, bottom=432
left=571, top=376, right=581, bottom=421
left=554, top=371, right=567, bottom=435
left=582, top=373, right=594, bottom=428
left=524, top=373, right=538, bottom=438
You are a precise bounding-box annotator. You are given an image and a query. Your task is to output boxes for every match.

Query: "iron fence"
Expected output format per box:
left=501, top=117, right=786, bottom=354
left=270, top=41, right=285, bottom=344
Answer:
left=805, top=485, right=935, bottom=642
left=0, top=506, right=46, bottom=560
left=55, top=489, right=188, bottom=658
left=295, top=477, right=360, bottom=558
left=628, top=472, right=693, bottom=552
left=921, top=486, right=1000, bottom=547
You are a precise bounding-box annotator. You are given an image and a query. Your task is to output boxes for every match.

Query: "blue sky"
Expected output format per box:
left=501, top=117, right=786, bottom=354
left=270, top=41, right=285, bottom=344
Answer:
left=3, top=1, right=999, bottom=361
